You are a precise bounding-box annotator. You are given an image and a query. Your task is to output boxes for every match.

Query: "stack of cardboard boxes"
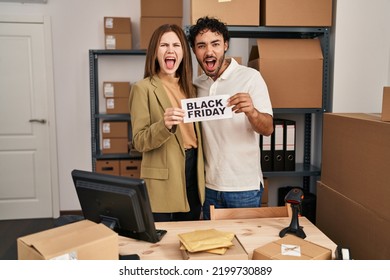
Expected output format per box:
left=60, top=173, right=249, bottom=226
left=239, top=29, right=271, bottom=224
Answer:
left=101, top=119, right=129, bottom=155
left=317, top=108, right=390, bottom=259
left=96, top=81, right=141, bottom=178
left=104, top=17, right=132, bottom=50
left=191, top=0, right=332, bottom=27
left=103, top=81, right=130, bottom=115
left=140, top=0, right=183, bottom=49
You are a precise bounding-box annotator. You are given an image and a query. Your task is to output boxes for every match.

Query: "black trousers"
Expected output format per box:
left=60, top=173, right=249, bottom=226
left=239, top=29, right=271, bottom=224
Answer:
left=153, top=148, right=201, bottom=222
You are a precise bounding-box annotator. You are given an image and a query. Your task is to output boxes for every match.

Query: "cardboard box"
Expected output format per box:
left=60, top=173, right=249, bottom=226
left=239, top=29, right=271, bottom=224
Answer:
left=140, top=17, right=182, bottom=50
left=321, top=113, right=390, bottom=221
left=191, top=0, right=260, bottom=26
left=17, top=220, right=118, bottom=260
left=316, top=181, right=390, bottom=260
left=181, top=235, right=248, bottom=260
left=102, top=121, right=128, bottom=138
left=106, top=97, right=130, bottom=114
left=381, top=86, right=390, bottom=121
left=141, top=0, right=183, bottom=17
left=103, top=81, right=131, bottom=98
left=120, top=159, right=141, bottom=178
left=252, top=234, right=331, bottom=260
left=105, top=34, right=132, bottom=50
left=102, top=138, right=129, bottom=154
left=248, top=39, right=323, bottom=108
left=104, top=17, right=131, bottom=34
left=261, top=0, right=333, bottom=27
left=96, top=160, right=120, bottom=176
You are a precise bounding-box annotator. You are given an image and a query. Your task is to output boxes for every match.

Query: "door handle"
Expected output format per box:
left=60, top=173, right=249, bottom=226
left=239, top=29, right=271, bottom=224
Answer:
left=29, top=119, right=47, bottom=124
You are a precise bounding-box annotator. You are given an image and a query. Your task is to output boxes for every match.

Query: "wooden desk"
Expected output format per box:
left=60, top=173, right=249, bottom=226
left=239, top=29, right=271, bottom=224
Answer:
left=118, top=217, right=337, bottom=260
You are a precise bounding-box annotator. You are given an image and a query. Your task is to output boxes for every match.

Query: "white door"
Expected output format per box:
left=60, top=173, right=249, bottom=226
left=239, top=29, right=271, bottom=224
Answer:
left=0, top=16, right=59, bottom=219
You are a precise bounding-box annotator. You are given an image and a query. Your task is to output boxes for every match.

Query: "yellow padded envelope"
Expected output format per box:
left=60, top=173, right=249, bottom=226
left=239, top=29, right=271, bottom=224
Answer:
left=178, top=229, right=235, bottom=254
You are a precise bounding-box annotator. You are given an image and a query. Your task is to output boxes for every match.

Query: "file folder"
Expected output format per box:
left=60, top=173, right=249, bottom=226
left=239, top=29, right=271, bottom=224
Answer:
left=260, top=134, right=273, bottom=172
left=283, top=119, right=296, bottom=171
left=272, top=119, right=285, bottom=171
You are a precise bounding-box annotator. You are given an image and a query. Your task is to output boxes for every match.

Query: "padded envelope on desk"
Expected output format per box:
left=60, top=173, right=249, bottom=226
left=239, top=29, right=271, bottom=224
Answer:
left=178, top=229, right=234, bottom=253
left=181, top=235, right=248, bottom=260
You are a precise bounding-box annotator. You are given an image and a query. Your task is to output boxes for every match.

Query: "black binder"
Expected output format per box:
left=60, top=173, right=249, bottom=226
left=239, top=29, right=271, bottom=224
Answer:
left=260, top=134, right=273, bottom=172
left=283, top=119, right=296, bottom=171
left=272, top=119, right=285, bottom=171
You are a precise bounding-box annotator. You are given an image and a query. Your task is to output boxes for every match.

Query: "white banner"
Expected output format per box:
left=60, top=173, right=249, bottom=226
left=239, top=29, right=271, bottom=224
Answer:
left=181, top=95, right=232, bottom=123
left=1, top=260, right=388, bottom=279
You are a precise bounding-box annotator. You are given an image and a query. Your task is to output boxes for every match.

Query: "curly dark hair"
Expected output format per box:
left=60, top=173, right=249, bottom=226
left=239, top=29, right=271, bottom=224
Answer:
left=187, top=16, right=230, bottom=49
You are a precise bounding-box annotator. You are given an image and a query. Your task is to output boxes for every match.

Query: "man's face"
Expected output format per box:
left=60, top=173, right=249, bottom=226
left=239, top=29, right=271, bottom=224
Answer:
left=192, top=29, right=228, bottom=80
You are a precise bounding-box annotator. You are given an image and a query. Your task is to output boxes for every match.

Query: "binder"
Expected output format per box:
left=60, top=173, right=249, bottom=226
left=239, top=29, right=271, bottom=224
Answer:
left=283, top=119, right=296, bottom=171
left=272, top=119, right=285, bottom=171
left=260, top=134, right=273, bottom=172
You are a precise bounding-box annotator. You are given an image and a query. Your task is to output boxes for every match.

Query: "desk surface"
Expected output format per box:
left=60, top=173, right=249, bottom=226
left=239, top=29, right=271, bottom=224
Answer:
left=118, top=217, right=337, bottom=260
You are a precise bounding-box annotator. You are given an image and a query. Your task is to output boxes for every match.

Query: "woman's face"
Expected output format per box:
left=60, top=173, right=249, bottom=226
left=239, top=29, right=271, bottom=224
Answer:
left=157, top=31, right=183, bottom=76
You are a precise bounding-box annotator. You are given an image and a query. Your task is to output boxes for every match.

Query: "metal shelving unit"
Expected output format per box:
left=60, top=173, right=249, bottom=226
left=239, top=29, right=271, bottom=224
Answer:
left=89, top=27, right=330, bottom=190
left=226, top=26, right=331, bottom=192
left=89, top=49, right=145, bottom=171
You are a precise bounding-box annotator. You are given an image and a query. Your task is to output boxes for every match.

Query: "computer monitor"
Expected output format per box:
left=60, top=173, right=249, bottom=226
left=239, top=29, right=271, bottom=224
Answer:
left=71, top=169, right=166, bottom=243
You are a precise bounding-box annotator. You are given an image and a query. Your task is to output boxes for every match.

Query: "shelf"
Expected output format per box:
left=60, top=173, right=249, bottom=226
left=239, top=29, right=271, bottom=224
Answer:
left=263, top=163, right=320, bottom=178
left=95, top=114, right=131, bottom=121
left=95, top=152, right=142, bottom=161
left=273, top=108, right=323, bottom=114
left=89, top=49, right=147, bottom=172
left=89, top=24, right=330, bottom=190
left=227, top=26, right=328, bottom=39
left=89, top=49, right=147, bottom=56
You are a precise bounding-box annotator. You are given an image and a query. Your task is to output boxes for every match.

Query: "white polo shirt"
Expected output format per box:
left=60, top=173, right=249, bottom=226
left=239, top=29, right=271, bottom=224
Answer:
left=194, top=58, right=273, bottom=191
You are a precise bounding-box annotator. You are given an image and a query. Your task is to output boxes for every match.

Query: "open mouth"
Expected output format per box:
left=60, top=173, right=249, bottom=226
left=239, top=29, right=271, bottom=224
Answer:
left=165, top=58, right=176, bottom=70
left=204, top=57, right=217, bottom=72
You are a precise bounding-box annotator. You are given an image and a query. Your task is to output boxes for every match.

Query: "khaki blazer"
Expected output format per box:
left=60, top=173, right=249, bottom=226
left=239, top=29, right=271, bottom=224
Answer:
left=129, top=75, right=205, bottom=213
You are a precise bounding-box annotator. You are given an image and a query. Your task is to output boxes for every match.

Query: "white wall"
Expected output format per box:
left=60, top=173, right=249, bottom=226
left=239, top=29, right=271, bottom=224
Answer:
left=331, top=0, right=390, bottom=112
left=1, top=0, right=389, bottom=211
left=0, top=0, right=194, bottom=211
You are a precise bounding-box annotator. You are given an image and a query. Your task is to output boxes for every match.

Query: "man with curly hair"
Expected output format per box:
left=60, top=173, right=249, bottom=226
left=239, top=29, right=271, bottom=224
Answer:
left=188, top=16, right=274, bottom=219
